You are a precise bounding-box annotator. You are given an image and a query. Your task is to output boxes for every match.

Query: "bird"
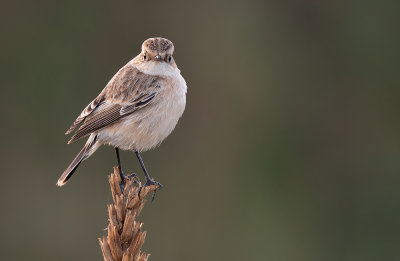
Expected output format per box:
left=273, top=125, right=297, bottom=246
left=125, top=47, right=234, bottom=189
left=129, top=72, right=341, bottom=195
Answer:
left=57, top=37, right=187, bottom=196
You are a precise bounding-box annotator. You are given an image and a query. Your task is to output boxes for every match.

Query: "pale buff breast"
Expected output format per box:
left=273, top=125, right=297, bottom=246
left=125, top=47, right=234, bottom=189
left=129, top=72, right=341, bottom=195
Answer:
left=97, top=66, right=186, bottom=152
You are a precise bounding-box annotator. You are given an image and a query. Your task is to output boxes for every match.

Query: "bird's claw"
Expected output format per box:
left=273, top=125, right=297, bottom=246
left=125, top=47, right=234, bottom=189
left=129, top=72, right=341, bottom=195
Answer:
left=127, top=173, right=139, bottom=184
left=119, top=171, right=139, bottom=193
left=138, top=179, right=163, bottom=202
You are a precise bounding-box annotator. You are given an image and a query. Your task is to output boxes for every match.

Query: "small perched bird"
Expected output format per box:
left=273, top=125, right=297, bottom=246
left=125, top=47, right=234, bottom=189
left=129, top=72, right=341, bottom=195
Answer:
left=57, top=37, right=187, bottom=195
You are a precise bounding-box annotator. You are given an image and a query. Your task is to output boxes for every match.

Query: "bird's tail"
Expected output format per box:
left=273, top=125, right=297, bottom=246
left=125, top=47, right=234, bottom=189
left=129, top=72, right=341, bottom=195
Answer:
left=57, top=134, right=99, bottom=187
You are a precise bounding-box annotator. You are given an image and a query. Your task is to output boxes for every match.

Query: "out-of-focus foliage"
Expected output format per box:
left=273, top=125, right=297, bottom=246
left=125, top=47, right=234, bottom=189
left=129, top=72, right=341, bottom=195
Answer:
left=0, top=0, right=399, bottom=260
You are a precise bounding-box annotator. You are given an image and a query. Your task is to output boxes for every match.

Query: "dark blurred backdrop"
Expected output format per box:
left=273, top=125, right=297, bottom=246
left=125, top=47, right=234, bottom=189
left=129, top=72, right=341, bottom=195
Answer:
left=0, top=0, right=399, bottom=260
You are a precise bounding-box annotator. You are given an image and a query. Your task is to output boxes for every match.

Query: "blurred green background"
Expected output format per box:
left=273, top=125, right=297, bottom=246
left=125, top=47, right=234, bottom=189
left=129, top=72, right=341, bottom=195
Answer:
left=1, top=0, right=399, bottom=260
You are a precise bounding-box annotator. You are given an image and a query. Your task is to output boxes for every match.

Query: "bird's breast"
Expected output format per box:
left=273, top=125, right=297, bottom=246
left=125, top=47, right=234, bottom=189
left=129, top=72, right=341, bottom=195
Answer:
left=99, top=73, right=186, bottom=151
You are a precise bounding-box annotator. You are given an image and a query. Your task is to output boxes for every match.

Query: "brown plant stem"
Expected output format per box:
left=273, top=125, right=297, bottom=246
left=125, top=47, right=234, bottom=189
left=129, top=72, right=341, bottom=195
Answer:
left=99, top=167, right=159, bottom=261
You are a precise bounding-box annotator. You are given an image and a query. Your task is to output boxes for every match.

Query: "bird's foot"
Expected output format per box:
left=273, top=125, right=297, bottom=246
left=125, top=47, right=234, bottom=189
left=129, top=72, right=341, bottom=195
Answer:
left=127, top=173, right=139, bottom=185
left=119, top=171, right=139, bottom=193
left=138, top=178, right=163, bottom=202
left=120, top=179, right=126, bottom=194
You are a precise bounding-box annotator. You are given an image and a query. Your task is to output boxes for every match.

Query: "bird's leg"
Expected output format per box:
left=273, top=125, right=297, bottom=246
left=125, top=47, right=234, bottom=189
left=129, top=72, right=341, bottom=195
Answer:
left=136, top=151, right=163, bottom=201
left=115, top=148, right=124, bottom=177
left=115, top=148, right=138, bottom=193
left=115, top=148, right=126, bottom=192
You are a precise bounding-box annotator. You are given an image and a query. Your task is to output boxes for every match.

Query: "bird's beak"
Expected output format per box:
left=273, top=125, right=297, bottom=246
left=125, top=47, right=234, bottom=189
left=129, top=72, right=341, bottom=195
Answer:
left=154, top=55, right=162, bottom=61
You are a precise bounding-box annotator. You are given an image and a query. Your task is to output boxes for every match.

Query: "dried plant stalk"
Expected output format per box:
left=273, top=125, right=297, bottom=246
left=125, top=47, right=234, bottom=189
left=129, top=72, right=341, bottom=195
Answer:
left=99, top=167, right=159, bottom=261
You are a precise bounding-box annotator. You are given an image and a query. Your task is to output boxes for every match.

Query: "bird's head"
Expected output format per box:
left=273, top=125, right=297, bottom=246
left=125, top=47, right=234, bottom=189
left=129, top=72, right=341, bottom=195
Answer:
left=141, top=37, right=175, bottom=64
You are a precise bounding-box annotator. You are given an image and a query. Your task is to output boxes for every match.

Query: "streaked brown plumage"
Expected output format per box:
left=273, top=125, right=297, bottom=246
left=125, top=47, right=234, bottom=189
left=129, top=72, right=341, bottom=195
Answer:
left=57, top=37, right=186, bottom=188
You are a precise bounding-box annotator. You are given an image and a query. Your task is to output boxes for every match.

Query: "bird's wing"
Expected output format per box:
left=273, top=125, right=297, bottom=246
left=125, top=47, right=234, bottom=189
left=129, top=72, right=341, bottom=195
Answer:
left=65, top=94, right=105, bottom=135
left=67, top=65, right=161, bottom=144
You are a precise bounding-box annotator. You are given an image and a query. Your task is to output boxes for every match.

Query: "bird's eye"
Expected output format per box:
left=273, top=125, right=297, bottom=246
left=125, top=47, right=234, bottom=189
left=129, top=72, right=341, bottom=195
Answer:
left=168, top=55, right=172, bottom=63
left=143, top=54, right=147, bottom=61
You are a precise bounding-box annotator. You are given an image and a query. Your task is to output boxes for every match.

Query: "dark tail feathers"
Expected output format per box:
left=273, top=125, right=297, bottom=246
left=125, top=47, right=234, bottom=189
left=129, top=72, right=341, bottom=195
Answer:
left=57, top=134, right=98, bottom=187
